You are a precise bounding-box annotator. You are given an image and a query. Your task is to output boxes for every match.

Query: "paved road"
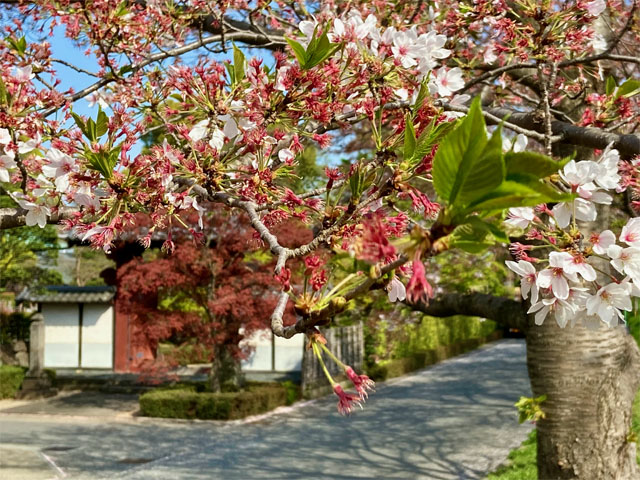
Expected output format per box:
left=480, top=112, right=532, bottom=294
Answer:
left=0, top=339, right=532, bottom=480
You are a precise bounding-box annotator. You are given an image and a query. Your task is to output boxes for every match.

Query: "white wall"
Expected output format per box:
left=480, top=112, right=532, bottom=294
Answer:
left=43, top=304, right=79, bottom=368
left=81, top=304, right=113, bottom=368
left=241, top=329, right=303, bottom=372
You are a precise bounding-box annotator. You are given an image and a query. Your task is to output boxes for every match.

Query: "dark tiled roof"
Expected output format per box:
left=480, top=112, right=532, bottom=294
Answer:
left=16, top=286, right=116, bottom=304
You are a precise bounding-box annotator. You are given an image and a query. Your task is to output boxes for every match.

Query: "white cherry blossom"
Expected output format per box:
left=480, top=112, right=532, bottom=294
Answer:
left=17, top=133, right=41, bottom=154
left=586, top=282, right=632, bottom=327
left=505, top=207, right=535, bottom=229
left=13, top=65, right=34, bottom=83
left=594, top=146, right=620, bottom=190
left=42, top=148, right=77, bottom=193
left=74, top=185, right=101, bottom=210
left=430, top=67, right=464, bottom=97
left=620, top=217, right=640, bottom=247
left=506, top=260, right=539, bottom=304
left=17, top=200, right=51, bottom=228
left=513, top=134, right=528, bottom=153
left=536, top=251, right=579, bottom=300
left=528, top=297, right=579, bottom=328
left=0, top=128, right=11, bottom=146
left=391, top=30, right=418, bottom=68
left=278, top=148, right=295, bottom=164
left=208, top=127, right=225, bottom=151
left=607, top=245, right=640, bottom=282
left=585, top=0, right=606, bottom=16
left=563, top=254, right=597, bottom=282
left=590, top=230, right=616, bottom=255
left=188, top=119, right=210, bottom=142
left=0, top=153, right=16, bottom=183
left=387, top=276, right=407, bottom=302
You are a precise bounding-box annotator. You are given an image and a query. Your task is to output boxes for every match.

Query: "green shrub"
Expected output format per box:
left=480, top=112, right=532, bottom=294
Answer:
left=0, top=312, right=32, bottom=345
left=280, top=380, right=301, bottom=405
left=367, top=332, right=500, bottom=381
left=0, top=365, right=26, bottom=399
left=139, top=383, right=288, bottom=420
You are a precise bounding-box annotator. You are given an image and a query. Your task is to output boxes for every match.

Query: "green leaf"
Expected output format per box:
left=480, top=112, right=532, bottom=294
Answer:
left=118, top=64, right=133, bottom=76
left=404, top=113, right=416, bottom=160
left=615, top=79, right=640, bottom=99
left=233, top=44, right=245, bottom=85
left=412, top=79, right=429, bottom=114
left=7, top=36, right=27, bottom=55
left=504, top=151, right=566, bottom=179
left=467, top=179, right=575, bottom=211
left=412, top=119, right=456, bottom=163
left=96, top=108, right=108, bottom=139
left=449, top=239, right=496, bottom=253
left=71, top=113, right=88, bottom=138
left=0, top=77, right=7, bottom=104
left=305, top=32, right=341, bottom=69
left=349, top=165, right=363, bottom=201
left=225, top=62, right=235, bottom=85
left=285, top=37, right=308, bottom=67
left=432, top=98, right=504, bottom=209
left=85, top=145, right=120, bottom=179
left=86, top=118, right=97, bottom=142
left=605, top=76, right=617, bottom=96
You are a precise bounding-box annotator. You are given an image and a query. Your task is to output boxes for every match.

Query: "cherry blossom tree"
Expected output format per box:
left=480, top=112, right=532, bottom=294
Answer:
left=0, top=1, right=639, bottom=478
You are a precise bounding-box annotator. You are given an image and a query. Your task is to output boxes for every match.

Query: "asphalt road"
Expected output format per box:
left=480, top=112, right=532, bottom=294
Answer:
left=0, top=339, right=533, bottom=480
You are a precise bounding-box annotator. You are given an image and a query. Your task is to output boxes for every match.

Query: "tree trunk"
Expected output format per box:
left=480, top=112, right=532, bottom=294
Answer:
left=526, top=316, right=640, bottom=479
left=209, top=345, right=243, bottom=393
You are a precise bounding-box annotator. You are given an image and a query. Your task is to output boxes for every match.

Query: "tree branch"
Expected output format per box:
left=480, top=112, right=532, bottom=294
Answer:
left=406, top=292, right=527, bottom=331
left=483, top=107, right=640, bottom=158
left=0, top=207, right=75, bottom=229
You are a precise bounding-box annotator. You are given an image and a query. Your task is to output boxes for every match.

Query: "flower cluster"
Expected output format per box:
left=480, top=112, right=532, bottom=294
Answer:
left=310, top=336, right=375, bottom=415
left=505, top=148, right=640, bottom=329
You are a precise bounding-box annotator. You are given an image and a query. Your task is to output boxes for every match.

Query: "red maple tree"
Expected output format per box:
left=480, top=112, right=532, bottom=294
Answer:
left=117, top=208, right=311, bottom=391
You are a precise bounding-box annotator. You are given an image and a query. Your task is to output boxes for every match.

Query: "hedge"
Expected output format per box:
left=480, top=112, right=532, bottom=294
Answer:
left=139, top=383, right=289, bottom=420
left=367, top=331, right=503, bottom=382
left=0, top=365, right=26, bottom=399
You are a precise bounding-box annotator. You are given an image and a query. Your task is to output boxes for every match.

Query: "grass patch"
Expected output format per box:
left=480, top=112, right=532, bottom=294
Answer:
left=487, top=430, right=537, bottom=480
left=488, top=391, right=640, bottom=479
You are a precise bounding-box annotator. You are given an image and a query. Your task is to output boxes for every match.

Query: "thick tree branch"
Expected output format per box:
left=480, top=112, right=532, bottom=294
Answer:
left=483, top=107, right=640, bottom=158
left=0, top=207, right=75, bottom=229
left=406, top=292, right=527, bottom=331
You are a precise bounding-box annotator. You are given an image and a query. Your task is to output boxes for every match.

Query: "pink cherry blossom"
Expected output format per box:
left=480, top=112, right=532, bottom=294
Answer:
left=406, top=258, right=433, bottom=304
left=344, top=366, right=375, bottom=400
left=333, top=384, right=362, bottom=415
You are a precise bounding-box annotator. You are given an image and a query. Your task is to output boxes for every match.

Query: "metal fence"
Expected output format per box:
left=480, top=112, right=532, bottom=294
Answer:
left=301, top=322, right=364, bottom=397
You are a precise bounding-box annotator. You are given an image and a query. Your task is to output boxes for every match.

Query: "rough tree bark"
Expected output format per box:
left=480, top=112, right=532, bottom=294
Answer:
left=413, top=293, right=640, bottom=479
left=527, top=317, right=640, bottom=480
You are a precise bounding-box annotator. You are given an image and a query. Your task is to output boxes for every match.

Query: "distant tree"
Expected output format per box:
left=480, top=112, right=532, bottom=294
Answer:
left=0, top=195, right=62, bottom=293
left=118, top=209, right=310, bottom=392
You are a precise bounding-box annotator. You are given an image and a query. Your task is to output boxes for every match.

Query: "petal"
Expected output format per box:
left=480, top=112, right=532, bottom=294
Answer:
left=551, top=276, right=569, bottom=300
